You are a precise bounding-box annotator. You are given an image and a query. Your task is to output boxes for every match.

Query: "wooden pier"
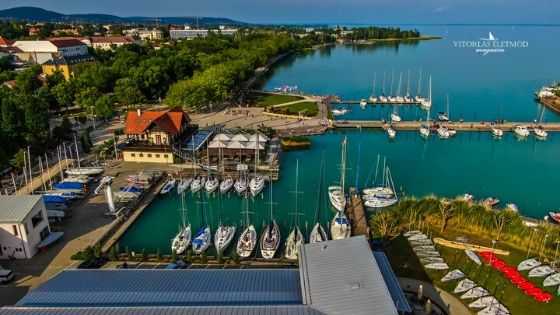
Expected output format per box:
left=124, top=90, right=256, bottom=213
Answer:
left=346, top=187, right=369, bottom=239
left=334, top=120, right=560, bottom=132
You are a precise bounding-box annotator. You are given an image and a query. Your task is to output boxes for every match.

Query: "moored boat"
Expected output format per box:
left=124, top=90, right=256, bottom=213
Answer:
left=309, top=222, right=328, bottom=243
left=192, top=226, right=211, bottom=254
left=517, top=258, right=541, bottom=271
left=234, top=176, right=247, bottom=194
left=236, top=224, right=256, bottom=258
left=160, top=178, right=176, bottom=194
left=214, top=224, right=236, bottom=254
left=171, top=224, right=191, bottom=255
left=260, top=220, right=280, bottom=259
left=513, top=125, right=530, bottom=137
left=284, top=226, right=303, bottom=260
left=330, top=211, right=351, bottom=240
left=177, top=178, right=192, bottom=195
left=528, top=265, right=555, bottom=278
left=386, top=126, right=397, bottom=138
left=219, top=177, right=234, bottom=194
left=190, top=176, right=203, bottom=193
left=204, top=176, right=219, bottom=193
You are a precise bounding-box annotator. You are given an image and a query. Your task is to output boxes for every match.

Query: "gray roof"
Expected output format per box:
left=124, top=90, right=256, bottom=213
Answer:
left=17, top=269, right=302, bottom=307
left=0, top=306, right=326, bottom=315
left=299, top=236, right=399, bottom=315
left=0, top=195, right=42, bottom=223
left=373, top=251, right=412, bottom=314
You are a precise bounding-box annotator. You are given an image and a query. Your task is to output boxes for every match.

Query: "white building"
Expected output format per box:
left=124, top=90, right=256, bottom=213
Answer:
left=170, top=25, right=238, bottom=40
left=0, top=195, right=51, bottom=260
left=90, top=36, right=135, bottom=50
left=124, top=29, right=164, bottom=41
left=12, top=39, right=89, bottom=64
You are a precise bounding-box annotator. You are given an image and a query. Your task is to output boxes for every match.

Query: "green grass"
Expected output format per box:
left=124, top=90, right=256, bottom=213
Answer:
left=271, top=102, right=318, bottom=117
left=249, top=92, right=303, bottom=107
left=386, top=232, right=560, bottom=315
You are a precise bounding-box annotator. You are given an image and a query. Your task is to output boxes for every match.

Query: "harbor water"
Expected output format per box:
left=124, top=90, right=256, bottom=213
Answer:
left=119, top=25, right=560, bottom=254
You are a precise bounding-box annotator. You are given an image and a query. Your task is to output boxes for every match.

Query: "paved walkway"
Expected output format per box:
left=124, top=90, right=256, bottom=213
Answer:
left=399, top=277, right=472, bottom=315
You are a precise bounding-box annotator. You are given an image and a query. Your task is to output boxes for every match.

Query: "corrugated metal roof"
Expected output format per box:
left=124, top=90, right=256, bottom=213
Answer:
left=17, top=269, right=302, bottom=307
left=0, top=195, right=42, bottom=223
left=299, top=236, right=399, bottom=315
left=373, top=251, right=413, bottom=313
left=0, top=306, right=326, bottom=315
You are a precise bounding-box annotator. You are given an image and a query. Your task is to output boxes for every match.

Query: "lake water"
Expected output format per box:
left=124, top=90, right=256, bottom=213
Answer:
left=119, top=25, right=560, bottom=254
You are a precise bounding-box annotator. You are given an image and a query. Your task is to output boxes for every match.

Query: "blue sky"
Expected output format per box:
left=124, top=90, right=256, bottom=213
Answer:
left=1, top=0, right=558, bottom=24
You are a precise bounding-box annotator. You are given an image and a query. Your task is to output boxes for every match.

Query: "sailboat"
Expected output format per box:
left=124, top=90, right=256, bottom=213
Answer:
left=369, top=73, right=378, bottom=103
left=387, top=125, right=397, bottom=139
left=285, top=160, right=304, bottom=260
left=359, top=99, right=367, bottom=109
left=415, top=69, right=425, bottom=103
left=213, top=193, right=235, bottom=254
left=309, top=156, right=328, bottom=243
left=390, top=108, right=402, bottom=122
left=404, top=70, right=413, bottom=103
left=514, top=125, right=530, bottom=137
left=395, top=72, right=405, bottom=103
left=534, top=106, right=548, bottom=139
left=177, top=178, right=192, bottom=195
left=220, top=177, right=234, bottom=194
left=249, top=133, right=265, bottom=197
left=260, top=174, right=280, bottom=259
left=388, top=70, right=397, bottom=103
left=204, top=175, right=219, bottom=193
left=192, top=192, right=211, bottom=254
left=363, top=164, right=398, bottom=209
left=171, top=193, right=192, bottom=255
left=328, top=137, right=347, bottom=212
left=438, top=94, right=450, bottom=122
left=160, top=177, right=176, bottom=194
left=330, top=210, right=351, bottom=240
left=420, top=75, right=432, bottom=109
left=420, top=105, right=431, bottom=138
left=236, top=193, right=256, bottom=258
left=190, top=141, right=204, bottom=193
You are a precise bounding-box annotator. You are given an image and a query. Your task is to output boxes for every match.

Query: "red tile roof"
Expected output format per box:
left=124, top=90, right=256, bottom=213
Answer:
left=49, top=38, right=86, bottom=48
left=125, top=109, right=188, bottom=135
left=90, top=36, right=134, bottom=44
left=0, top=36, right=13, bottom=47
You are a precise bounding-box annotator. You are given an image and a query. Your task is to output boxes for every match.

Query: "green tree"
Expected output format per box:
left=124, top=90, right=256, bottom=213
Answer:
left=52, top=81, right=75, bottom=110
left=94, top=94, right=115, bottom=119
left=114, top=78, right=144, bottom=107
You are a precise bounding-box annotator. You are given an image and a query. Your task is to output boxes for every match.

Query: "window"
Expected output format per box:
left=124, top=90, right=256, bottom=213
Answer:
left=139, top=153, right=144, bottom=157
left=164, top=154, right=168, bottom=158
left=31, top=211, right=44, bottom=228
left=155, top=154, right=160, bottom=158
left=131, top=153, right=136, bottom=157
left=12, top=225, right=18, bottom=236
left=147, top=154, right=152, bottom=158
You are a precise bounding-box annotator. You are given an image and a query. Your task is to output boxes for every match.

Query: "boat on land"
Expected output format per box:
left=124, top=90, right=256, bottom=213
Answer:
left=441, top=269, right=465, bottom=282
left=236, top=194, right=256, bottom=258
left=421, top=257, right=445, bottom=264
left=477, top=303, right=509, bottom=315
left=513, top=125, right=530, bottom=137
left=328, top=137, right=347, bottom=212
left=309, top=156, right=328, bottom=243
left=285, top=159, right=304, bottom=260
left=219, top=177, right=234, bottom=194
left=424, top=262, right=449, bottom=270
left=482, top=197, right=500, bottom=208
left=469, top=296, right=500, bottom=309
left=410, top=239, right=433, bottom=246
left=204, top=176, right=219, bottom=193
left=454, top=279, right=477, bottom=293
left=414, top=245, right=436, bottom=252
left=548, top=212, right=560, bottom=224
left=177, top=178, right=192, bottom=195
left=260, top=174, right=280, bottom=259
left=171, top=193, right=191, bottom=255
left=528, top=265, right=555, bottom=278
left=408, top=234, right=428, bottom=241
left=416, top=251, right=441, bottom=258
left=66, top=167, right=104, bottom=176
left=465, top=250, right=482, bottom=265
left=543, top=273, right=560, bottom=287
left=404, top=230, right=422, bottom=237
left=461, top=287, right=489, bottom=300
left=160, top=178, right=176, bottom=194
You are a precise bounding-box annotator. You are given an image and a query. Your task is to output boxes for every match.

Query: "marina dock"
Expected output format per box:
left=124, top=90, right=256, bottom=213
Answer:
left=346, top=188, right=369, bottom=239
left=334, top=120, right=560, bottom=132
left=334, top=99, right=422, bottom=106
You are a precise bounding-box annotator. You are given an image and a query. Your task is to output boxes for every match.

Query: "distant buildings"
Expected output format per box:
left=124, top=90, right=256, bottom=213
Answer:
left=122, top=109, right=191, bottom=164
left=170, top=25, right=238, bottom=40
left=124, top=28, right=164, bottom=41
left=90, top=36, right=135, bottom=50
left=0, top=195, right=51, bottom=260
left=12, top=38, right=89, bottom=64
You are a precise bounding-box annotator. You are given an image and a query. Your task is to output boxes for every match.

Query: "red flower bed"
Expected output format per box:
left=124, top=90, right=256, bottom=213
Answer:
left=479, top=251, right=553, bottom=303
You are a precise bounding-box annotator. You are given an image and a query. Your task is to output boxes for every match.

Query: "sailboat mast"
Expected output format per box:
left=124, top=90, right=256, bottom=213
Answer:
left=73, top=134, right=80, bottom=169
left=406, top=70, right=411, bottom=96
left=382, top=72, right=386, bottom=94
left=397, top=72, right=402, bottom=96
left=429, top=75, right=432, bottom=103
left=390, top=70, right=394, bottom=96
left=340, top=137, right=347, bottom=194
left=417, top=68, right=423, bottom=96
left=372, top=73, right=376, bottom=96
left=373, top=154, right=380, bottom=186
left=192, top=135, right=196, bottom=177
left=254, top=132, right=259, bottom=177
left=382, top=157, right=387, bottom=187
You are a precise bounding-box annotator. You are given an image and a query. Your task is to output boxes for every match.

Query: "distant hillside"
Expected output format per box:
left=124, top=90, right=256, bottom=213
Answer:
left=0, top=6, right=246, bottom=26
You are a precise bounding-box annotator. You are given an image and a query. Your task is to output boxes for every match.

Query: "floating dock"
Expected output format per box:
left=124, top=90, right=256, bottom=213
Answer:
left=334, top=120, right=560, bottom=132
left=346, top=187, right=369, bottom=239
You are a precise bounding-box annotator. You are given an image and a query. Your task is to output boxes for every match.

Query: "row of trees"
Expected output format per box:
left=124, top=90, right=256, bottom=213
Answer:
left=342, top=27, right=421, bottom=41
left=369, top=197, right=560, bottom=261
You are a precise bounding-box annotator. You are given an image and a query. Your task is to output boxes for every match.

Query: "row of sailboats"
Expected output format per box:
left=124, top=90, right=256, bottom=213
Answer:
left=364, top=70, right=432, bottom=109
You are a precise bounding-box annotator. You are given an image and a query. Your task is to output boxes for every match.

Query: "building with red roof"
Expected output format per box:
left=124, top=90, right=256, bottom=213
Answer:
left=122, top=108, right=191, bottom=163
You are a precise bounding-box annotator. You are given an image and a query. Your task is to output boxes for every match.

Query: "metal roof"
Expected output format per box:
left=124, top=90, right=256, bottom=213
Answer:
left=373, top=251, right=413, bottom=314
left=0, top=306, right=326, bottom=315
left=298, top=236, right=399, bottom=315
left=17, top=269, right=302, bottom=307
left=0, top=195, right=42, bottom=223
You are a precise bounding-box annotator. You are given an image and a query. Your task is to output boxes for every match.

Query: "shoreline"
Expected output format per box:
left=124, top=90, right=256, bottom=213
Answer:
left=344, top=35, right=442, bottom=45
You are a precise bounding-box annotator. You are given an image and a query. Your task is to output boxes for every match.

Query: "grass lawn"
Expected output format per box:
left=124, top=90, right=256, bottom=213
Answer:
left=271, top=102, right=319, bottom=117
left=249, top=92, right=303, bottom=107
left=385, top=231, right=560, bottom=315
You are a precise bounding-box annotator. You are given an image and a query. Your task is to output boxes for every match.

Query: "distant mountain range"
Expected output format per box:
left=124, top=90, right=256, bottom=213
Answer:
left=0, top=7, right=246, bottom=26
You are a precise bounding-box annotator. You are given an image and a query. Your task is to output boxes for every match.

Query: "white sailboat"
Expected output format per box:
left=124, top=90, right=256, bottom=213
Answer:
left=328, top=137, right=347, bottom=211
left=420, top=75, right=432, bottom=109
left=441, top=269, right=465, bottom=282
left=359, top=99, right=367, bottom=109
left=219, top=177, right=234, bottom=194
left=415, top=69, right=426, bottom=103
left=424, top=262, right=449, bottom=270
left=190, top=176, right=203, bottom=193
left=171, top=193, right=191, bottom=255
left=204, top=176, right=219, bottom=193
left=330, top=211, right=351, bottom=240
left=395, top=72, right=405, bottom=103
left=420, top=106, right=431, bottom=138
left=528, top=265, right=555, bottom=278
left=469, top=296, right=500, bottom=309
left=465, top=250, right=482, bottom=265
left=260, top=177, right=280, bottom=259
left=160, top=178, right=176, bottom=194
left=514, top=125, right=530, bottom=137
left=390, top=111, right=401, bottom=123
left=310, top=157, right=328, bottom=243
left=192, top=192, right=211, bottom=254
left=331, top=108, right=349, bottom=116
left=543, top=273, right=560, bottom=287
left=249, top=132, right=265, bottom=197
left=177, top=178, right=192, bottom=195
left=438, top=94, right=450, bottom=122
left=285, top=160, right=304, bottom=260
left=214, top=224, right=235, bottom=255
left=491, top=126, right=504, bottom=138
left=369, top=73, right=378, bottom=103
left=461, top=287, right=489, bottom=300
left=454, top=279, right=477, bottom=293
left=363, top=165, right=398, bottom=209
left=534, top=106, right=548, bottom=139
left=236, top=194, right=256, bottom=258
left=517, top=258, right=541, bottom=271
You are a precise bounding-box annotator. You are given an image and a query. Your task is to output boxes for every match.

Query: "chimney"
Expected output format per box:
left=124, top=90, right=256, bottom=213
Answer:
left=137, top=108, right=141, bottom=117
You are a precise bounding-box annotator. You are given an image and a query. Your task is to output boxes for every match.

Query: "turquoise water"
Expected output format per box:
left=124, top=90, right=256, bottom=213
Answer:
left=119, top=26, right=560, bottom=254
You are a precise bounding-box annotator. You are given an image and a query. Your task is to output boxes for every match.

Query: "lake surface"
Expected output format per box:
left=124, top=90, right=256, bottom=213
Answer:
left=119, top=25, right=560, bottom=254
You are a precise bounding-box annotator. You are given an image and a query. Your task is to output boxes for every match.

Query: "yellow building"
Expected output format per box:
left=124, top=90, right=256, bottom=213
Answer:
left=122, top=109, right=191, bottom=164
left=41, top=55, right=94, bottom=80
